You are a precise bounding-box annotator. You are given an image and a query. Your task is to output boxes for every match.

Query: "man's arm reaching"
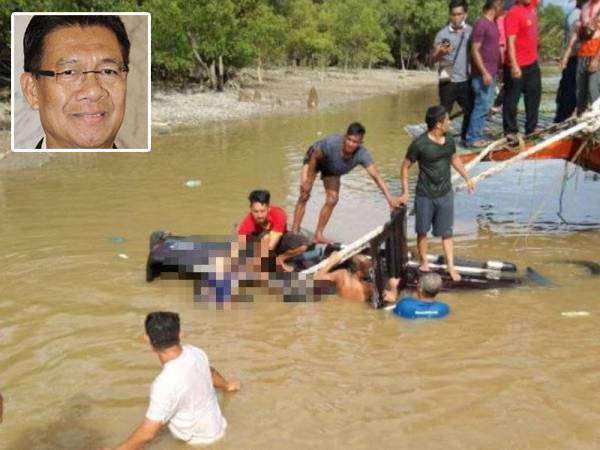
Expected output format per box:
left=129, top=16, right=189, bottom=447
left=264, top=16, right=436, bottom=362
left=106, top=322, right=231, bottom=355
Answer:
left=211, top=366, right=241, bottom=392
left=365, top=164, right=401, bottom=209
left=102, top=418, right=162, bottom=450
left=451, top=154, right=475, bottom=193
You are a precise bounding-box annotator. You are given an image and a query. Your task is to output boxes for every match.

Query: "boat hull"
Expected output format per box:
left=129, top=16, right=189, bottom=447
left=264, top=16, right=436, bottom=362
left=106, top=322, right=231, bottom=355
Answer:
left=458, top=137, right=600, bottom=173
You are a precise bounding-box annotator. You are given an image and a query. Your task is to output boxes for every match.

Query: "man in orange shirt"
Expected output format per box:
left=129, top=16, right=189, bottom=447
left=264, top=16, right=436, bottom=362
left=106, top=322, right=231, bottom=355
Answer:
left=561, top=0, right=600, bottom=115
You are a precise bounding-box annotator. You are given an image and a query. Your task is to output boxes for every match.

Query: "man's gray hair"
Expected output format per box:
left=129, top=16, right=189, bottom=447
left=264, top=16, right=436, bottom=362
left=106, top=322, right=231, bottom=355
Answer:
left=418, top=272, right=443, bottom=297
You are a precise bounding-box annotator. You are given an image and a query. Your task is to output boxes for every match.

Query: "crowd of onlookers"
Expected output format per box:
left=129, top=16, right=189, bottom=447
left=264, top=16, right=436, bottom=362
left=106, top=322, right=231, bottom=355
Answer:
left=433, top=0, right=600, bottom=148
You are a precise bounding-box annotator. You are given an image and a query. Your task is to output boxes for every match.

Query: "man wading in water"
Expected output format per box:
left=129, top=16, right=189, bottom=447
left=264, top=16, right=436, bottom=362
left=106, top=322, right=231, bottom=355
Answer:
left=399, top=105, right=475, bottom=282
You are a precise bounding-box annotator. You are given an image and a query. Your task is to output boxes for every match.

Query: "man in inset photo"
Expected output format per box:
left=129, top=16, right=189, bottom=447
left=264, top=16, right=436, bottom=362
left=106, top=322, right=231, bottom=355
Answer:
left=13, top=14, right=149, bottom=150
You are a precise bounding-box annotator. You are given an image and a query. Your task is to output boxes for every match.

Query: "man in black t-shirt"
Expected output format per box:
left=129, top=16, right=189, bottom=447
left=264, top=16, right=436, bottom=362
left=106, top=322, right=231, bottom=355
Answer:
left=399, top=105, right=475, bottom=282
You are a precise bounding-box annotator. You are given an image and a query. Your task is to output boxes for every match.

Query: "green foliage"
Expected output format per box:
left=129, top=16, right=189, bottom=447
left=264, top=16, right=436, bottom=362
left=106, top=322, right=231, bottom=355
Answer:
left=143, top=0, right=191, bottom=76
left=538, top=4, right=566, bottom=62
left=380, top=0, right=449, bottom=69
left=244, top=2, right=289, bottom=66
left=286, top=0, right=334, bottom=66
left=327, top=0, right=392, bottom=69
left=2, top=0, right=568, bottom=86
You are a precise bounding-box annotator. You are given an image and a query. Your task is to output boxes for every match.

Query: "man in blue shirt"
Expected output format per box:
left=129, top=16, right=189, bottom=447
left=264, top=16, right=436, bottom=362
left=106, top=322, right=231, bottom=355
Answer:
left=393, top=273, right=450, bottom=319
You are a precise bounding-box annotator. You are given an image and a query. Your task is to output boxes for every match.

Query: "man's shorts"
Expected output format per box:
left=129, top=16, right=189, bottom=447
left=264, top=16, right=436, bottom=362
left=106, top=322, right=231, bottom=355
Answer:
left=303, top=146, right=337, bottom=178
left=414, top=192, right=454, bottom=238
left=275, top=232, right=310, bottom=255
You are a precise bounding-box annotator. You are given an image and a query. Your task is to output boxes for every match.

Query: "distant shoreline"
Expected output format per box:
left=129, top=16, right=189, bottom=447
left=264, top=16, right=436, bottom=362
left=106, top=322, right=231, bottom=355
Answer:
left=0, top=67, right=437, bottom=170
left=151, top=67, right=437, bottom=133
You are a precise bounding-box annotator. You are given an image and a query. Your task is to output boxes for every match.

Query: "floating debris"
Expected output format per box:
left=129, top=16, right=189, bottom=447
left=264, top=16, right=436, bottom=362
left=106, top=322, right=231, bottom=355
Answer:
left=185, top=180, right=202, bottom=188
left=118, top=253, right=129, bottom=259
left=561, top=311, right=590, bottom=317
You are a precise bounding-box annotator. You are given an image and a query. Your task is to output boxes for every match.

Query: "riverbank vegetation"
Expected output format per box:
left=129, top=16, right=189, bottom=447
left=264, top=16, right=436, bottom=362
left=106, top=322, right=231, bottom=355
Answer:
left=1, top=0, right=565, bottom=89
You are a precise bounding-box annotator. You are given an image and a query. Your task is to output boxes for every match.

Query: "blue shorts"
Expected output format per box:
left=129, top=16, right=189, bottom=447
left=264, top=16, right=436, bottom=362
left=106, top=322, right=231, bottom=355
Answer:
left=415, top=192, right=454, bottom=238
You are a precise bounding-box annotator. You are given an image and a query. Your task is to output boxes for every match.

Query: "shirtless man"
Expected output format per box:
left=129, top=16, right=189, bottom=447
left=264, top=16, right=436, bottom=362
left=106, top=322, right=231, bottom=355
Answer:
left=315, top=251, right=399, bottom=303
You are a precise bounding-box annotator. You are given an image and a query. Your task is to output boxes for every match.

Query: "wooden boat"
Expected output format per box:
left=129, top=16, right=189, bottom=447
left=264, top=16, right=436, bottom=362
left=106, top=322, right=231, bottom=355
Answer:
left=405, top=113, right=600, bottom=173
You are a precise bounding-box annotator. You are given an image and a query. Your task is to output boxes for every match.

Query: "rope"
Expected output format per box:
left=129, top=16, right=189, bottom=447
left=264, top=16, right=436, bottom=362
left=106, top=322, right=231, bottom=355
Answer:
left=454, top=98, right=600, bottom=190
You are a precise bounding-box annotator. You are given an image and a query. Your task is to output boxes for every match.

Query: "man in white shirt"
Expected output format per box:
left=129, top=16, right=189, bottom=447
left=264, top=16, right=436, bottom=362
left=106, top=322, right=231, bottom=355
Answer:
left=104, top=311, right=240, bottom=449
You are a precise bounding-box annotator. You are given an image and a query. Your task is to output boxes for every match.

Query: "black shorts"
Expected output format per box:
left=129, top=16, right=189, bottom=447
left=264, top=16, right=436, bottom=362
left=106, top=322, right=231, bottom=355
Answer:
left=414, top=192, right=454, bottom=238
left=303, top=146, right=338, bottom=178
left=275, top=232, right=310, bottom=255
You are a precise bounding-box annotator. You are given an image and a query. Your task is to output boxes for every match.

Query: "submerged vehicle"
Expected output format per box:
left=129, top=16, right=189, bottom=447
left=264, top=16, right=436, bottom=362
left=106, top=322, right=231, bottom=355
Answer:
left=146, top=207, right=540, bottom=307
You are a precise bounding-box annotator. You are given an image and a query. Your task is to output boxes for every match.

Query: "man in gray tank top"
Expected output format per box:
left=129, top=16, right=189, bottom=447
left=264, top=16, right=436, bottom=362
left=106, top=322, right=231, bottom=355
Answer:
left=292, top=122, right=401, bottom=243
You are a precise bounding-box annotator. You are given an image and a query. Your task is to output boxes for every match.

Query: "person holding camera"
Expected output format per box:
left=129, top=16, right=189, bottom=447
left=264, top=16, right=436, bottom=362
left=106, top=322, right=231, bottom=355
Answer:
left=561, top=0, right=600, bottom=116
left=433, top=0, right=473, bottom=144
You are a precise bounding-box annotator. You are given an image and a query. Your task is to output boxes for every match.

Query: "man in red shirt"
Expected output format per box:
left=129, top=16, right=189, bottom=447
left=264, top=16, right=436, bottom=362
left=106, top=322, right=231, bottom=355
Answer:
left=238, top=190, right=309, bottom=271
left=503, top=0, right=540, bottom=142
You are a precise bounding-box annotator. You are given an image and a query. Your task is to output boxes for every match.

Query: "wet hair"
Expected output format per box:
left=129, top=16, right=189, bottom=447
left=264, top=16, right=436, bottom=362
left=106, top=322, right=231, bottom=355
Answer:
left=348, top=255, right=372, bottom=275
left=145, top=311, right=180, bottom=351
left=425, top=105, right=448, bottom=131
left=248, top=189, right=270, bottom=205
left=418, top=273, right=443, bottom=297
left=483, top=0, right=502, bottom=11
left=23, top=15, right=130, bottom=74
left=449, top=0, right=468, bottom=13
left=346, top=122, right=366, bottom=137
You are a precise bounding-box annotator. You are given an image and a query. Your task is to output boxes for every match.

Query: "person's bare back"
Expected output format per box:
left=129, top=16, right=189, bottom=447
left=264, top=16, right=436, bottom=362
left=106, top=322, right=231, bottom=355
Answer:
left=315, top=252, right=399, bottom=304
left=325, top=269, right=374, bottom=301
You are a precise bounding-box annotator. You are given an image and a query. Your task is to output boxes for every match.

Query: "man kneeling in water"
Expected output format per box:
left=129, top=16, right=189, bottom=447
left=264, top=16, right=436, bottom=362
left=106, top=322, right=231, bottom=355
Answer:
left=393, top=272, right=450, bottom=319
left=315, top=251, right=400, bottom=303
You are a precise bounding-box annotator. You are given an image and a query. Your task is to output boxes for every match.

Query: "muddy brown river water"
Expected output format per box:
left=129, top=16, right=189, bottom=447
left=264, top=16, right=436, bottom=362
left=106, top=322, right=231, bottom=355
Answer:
left=1, top=86, right=600, bottom=449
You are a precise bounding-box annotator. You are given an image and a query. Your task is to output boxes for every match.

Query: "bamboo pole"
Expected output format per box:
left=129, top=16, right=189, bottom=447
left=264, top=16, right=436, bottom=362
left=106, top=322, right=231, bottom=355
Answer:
left=300, top=225, right=384, bottom=276
left=455, top=114, right=600, bottom=191
left=454, top=98, right=600, bottom=190
left=450, top=137, right=507, bottom=185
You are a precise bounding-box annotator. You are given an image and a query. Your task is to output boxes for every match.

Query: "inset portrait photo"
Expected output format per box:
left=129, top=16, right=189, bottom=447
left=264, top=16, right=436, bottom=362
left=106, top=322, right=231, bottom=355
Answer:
left=12, top=13, right=150, bottom=151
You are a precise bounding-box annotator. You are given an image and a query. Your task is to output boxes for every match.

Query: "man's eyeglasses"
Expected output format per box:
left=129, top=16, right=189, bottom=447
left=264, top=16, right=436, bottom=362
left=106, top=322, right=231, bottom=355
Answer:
left=32, top=65, right=129, bottom=86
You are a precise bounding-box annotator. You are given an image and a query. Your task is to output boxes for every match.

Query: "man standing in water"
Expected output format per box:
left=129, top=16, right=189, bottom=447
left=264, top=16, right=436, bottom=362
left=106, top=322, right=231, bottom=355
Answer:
left=104, top=311, right=240, bottom=449
left=399, top=105, right=474, bottom=282
left=292, top=122, right=400, bottom=243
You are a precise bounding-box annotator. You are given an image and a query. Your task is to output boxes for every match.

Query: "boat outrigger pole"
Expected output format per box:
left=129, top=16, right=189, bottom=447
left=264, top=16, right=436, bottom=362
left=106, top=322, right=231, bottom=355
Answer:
left=300, top=207, right=411, bottom=308
left=455, top=97, right=600, bottom=190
